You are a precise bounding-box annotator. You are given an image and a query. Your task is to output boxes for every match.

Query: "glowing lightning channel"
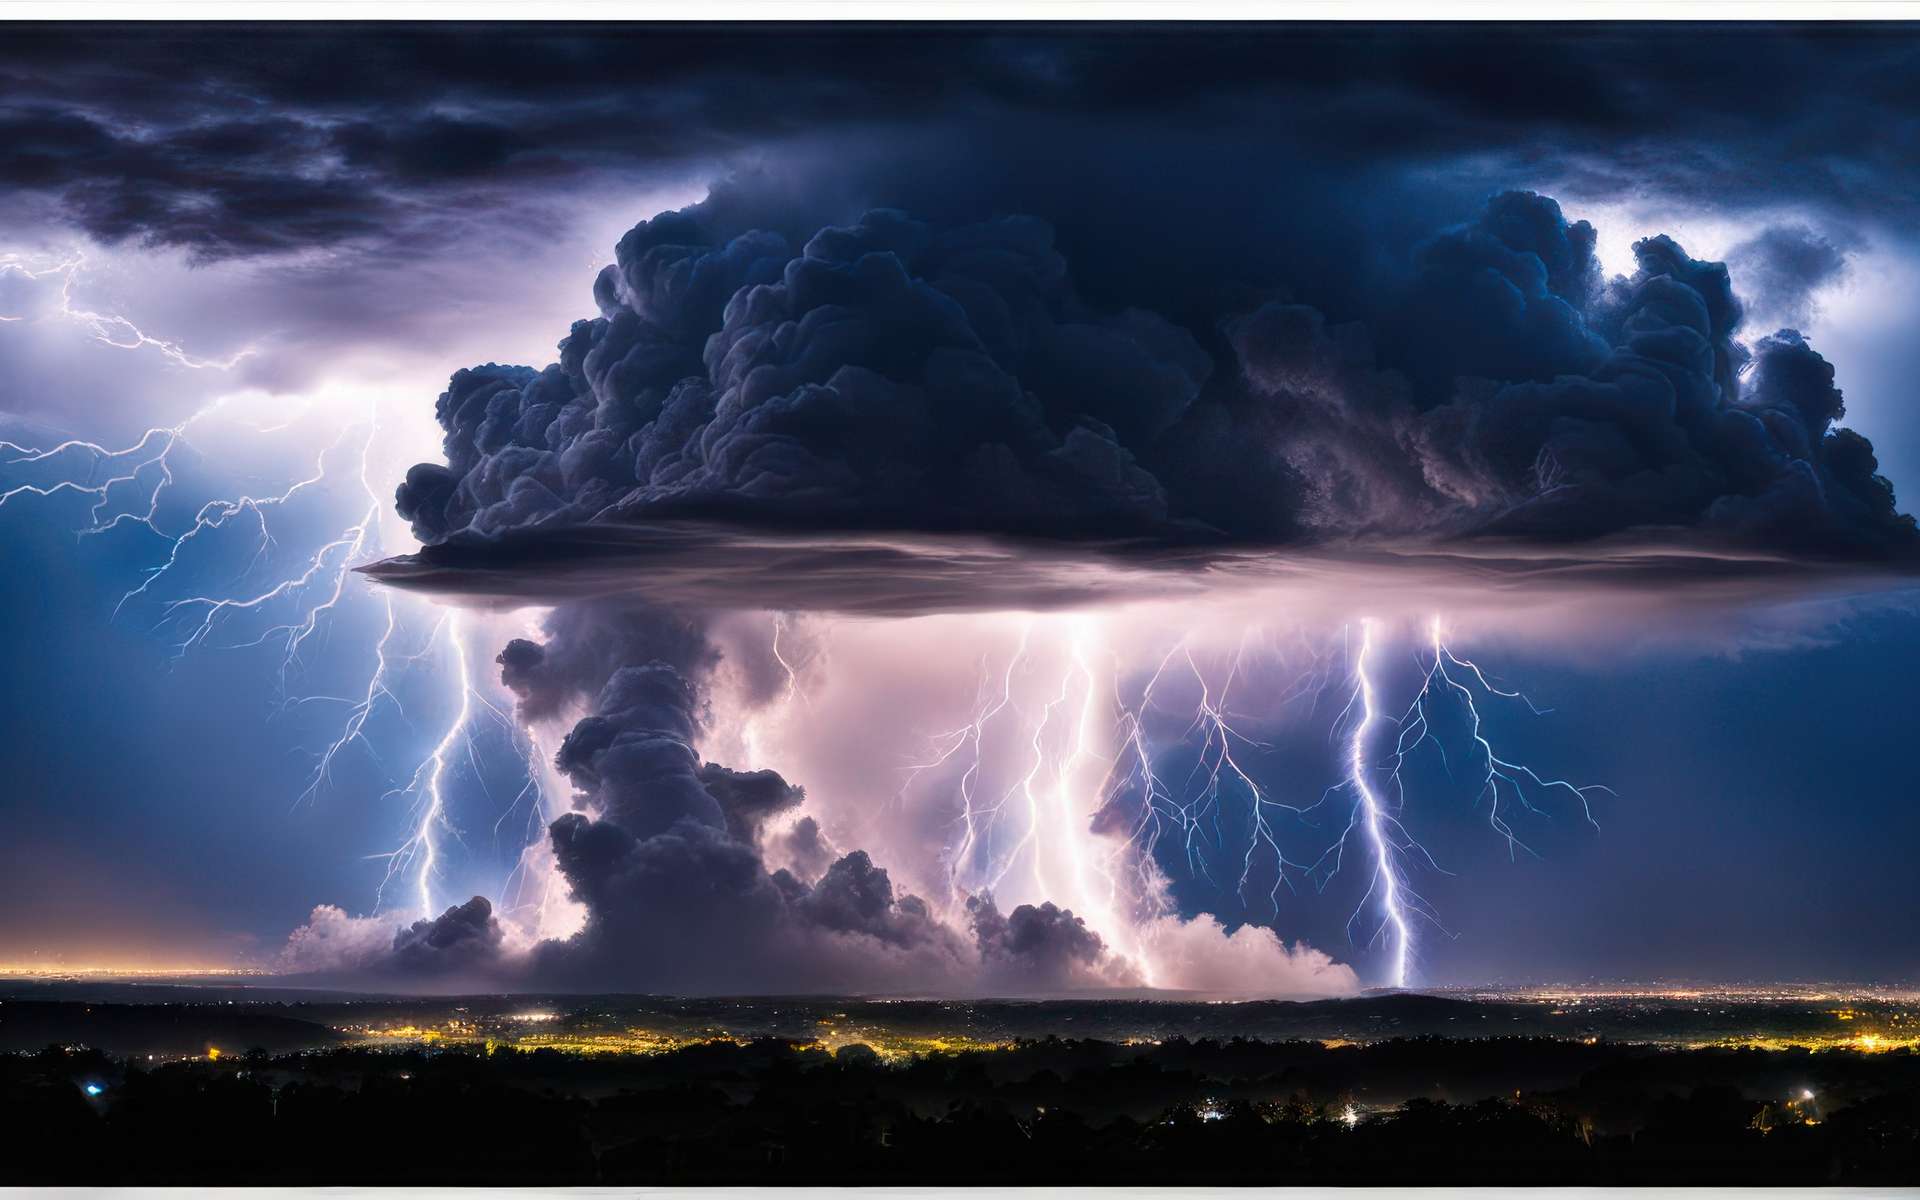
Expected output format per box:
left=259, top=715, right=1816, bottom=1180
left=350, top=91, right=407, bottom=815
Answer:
left=1348, top=618, right=1413, bottom=989
left=2, top=357, right=545, bottom=924
left=0, top=395, right=250, bottom=534
left=901, top=621, right=1031, bottom=909
left=369, top=613, right=474, bottom=918
left=7, top=250, right=561, bottom=924
left=1097, top=633, right=1336, bottom=921
left=1389, top=617, right=1609, bottom=860
left=0, top=251, right=253, bottom=371
left=770, top=613, right=812, bottom=709
left=1180, top=638, right=1318, bottom=917
left=903, top=613, right=1601, bottom=992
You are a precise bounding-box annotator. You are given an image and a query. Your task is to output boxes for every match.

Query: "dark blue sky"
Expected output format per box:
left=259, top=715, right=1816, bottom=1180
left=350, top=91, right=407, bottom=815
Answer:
left=1, top=23, right=1917, bottom=989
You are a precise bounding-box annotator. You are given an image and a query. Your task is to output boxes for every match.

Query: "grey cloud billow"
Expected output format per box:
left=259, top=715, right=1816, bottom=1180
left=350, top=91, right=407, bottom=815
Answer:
left=390, top=895, right=507, bottom=973
left=1725, top=224, right=1851, bottom=332
left=968, top=894, right=1117, bottom=988
left=528, top=643, right=1137, bottom=993
left=378, top=188, right=1916, bottom=615
left=497, top=599, right=715, bottom=722
left=363, top=601, right=1138, bottom=995
left=396, top=205, right=1200, bottom=546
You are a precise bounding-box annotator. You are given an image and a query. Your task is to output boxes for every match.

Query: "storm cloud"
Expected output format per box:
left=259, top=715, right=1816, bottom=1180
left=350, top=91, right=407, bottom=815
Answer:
left=1725, top=225, right=1852, bottom=332
left=369, top=183, right=1916, bottom=618
left=7, top=25, right=1920, bottom=265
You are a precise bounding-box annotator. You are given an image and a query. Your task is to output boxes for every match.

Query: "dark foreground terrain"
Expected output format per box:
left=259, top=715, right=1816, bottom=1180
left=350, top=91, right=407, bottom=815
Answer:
left=5, top=1030, right=1918, bottom=1184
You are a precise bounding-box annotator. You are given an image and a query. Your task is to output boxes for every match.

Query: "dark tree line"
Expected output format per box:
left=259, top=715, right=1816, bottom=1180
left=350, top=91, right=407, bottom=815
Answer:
left=4, top=1038, right=1917, bottom=1184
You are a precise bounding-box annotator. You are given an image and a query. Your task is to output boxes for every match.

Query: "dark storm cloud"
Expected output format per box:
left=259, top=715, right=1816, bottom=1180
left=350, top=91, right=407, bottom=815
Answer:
left=1395, top=229, right=1908, bottom=554
left=771, top=815, right=838, bottom=884
left=7, top=24, right=1920, bottom=263
left=967, top=893, right=1135, bottom=991
left=391, top=206, right=1202, bottom=546
left=389, top=896, right=506, bottom=972
left=366, top=183, right=1918, bottom=617
left=497, top=599, right=714, bottom=722
left=697, top=763, right=806, bottom=843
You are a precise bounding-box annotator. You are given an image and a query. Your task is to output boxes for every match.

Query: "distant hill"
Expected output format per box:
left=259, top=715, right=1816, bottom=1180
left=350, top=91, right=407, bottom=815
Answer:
left=0, top=1000, right=343, bottom=1056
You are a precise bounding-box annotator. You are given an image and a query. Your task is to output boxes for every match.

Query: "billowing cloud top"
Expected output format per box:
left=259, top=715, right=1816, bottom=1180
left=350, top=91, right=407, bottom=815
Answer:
left=368, top=185, right=1916, bottom=615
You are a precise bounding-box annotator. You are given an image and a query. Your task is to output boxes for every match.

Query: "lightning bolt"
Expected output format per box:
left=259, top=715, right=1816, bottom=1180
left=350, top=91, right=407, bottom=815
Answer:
left=1337, top=618, right=1416, bottom=988
left=770, top=612, right=812, bottom=709
left=0, top=395, right=249, bottom=535
left=1303, top=617, right=1607, bottom=988
left=903, top=614, right=1604, bottom=991
left=0, top=250, right=253, bottom=371
left=1, top=274, right=547, bottom=922
left=901, top=621, right=1029, bottom=908
left=1391, top=617, right=1610, bottom=861
left=1096, top=632, right=1344, bottom=922
left=898, top=617, right=1149, bottom=968
left=369, top=613, right=470, bottom=916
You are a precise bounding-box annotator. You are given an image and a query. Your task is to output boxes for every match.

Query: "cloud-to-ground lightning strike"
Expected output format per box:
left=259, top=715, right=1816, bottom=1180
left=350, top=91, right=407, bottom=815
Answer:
left=1340, top=619, right=1414, bottom=989
left=0, top=265, right=551, bottom=923
left=1309, top=617, right=1607, bottom=987
left=895, top=613, right=1605, bottom=990
left=898, top=620, right=1030, bottom=908
left=368, top=612, right=556, bottom=920
left=1094, top=634, right=1326, bottom=919
left=370, top=613, right=471, bottom=917
left=894, top=617, right=1150, bottom=967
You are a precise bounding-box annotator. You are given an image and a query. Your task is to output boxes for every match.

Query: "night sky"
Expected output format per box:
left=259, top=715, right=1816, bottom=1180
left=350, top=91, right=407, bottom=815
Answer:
left=2, top=22, right=1917, bottom=992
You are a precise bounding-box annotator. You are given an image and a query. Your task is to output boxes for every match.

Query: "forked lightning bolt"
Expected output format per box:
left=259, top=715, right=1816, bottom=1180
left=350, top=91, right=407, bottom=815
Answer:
left=902, top=615, right=1605, bottom=990
left=1, top=268, right=547, bottom=920
left=1389, top=617, right=1610, bottom=860
left=0, top=250, right=252, bottom=371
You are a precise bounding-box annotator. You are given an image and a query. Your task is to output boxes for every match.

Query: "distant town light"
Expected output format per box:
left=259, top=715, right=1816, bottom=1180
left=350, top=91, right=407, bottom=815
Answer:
left=83, top=1083, right=103, bottom=1097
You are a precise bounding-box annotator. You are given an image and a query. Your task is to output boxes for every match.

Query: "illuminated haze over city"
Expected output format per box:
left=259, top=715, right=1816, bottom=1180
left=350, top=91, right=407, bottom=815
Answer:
left=4, top=22, right=1920, bottom=998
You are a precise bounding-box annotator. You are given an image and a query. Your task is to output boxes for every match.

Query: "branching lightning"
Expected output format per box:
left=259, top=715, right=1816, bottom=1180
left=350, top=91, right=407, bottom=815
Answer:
left=1327, top=618, right=1419, bottom=988
left=901, top=613, right=1605, bottom=991
left=1390, top=617, right=1611, bottom=861
left=902, top=621, right=1029, bottom=908
left=1, top=257, right=550, bottom=922
left=0, top=250, right=253, bottom=371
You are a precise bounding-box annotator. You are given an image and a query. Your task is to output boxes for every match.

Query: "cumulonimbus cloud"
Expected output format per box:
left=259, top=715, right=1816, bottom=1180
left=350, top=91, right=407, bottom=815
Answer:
left=365, top=187, right=1917, bottom=620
